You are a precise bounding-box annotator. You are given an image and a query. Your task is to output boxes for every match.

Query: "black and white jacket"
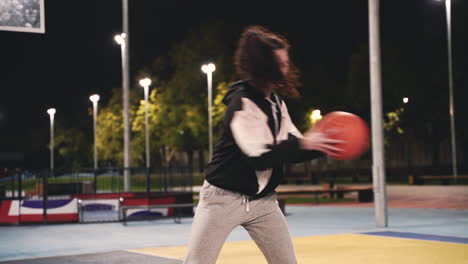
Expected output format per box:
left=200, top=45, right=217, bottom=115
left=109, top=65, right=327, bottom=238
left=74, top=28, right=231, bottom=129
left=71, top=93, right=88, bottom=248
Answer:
left=205, top=80, right=323, bottom=200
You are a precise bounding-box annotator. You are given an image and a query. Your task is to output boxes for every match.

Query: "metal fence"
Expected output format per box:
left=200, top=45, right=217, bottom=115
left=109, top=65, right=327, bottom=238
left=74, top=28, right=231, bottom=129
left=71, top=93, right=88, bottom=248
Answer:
left=0, top=167, right=194, bottom=224
left=0, top=167, right=193, bottom=196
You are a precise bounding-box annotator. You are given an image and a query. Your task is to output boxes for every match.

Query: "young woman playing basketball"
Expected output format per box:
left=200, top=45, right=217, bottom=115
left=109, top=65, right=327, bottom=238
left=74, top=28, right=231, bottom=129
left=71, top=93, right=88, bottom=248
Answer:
left=184, top=25, right=341, bottom=264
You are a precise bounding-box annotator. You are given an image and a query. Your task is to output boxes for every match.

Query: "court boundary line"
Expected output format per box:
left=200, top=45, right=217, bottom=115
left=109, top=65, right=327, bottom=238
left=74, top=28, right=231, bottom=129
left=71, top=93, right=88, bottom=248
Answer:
left=126, top=249, right=184, bottom=261
left=0, top=250, right=180, bottom=263
left=361, top=231, right=468, bottom=244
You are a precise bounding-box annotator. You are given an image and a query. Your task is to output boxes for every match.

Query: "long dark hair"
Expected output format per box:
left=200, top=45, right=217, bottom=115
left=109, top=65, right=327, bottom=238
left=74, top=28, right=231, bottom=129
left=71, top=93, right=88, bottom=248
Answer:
left=234, top=25, right=300, bottom=98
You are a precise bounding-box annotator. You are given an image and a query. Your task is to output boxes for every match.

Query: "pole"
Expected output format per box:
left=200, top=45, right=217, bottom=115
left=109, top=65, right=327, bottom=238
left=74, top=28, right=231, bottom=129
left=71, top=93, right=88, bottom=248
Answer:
left=444, top=0, right=458, bottom=182
left=369, top=0, right=388, bottom=227
left=144, top=85, right=151, bottom=196
left=93, top=101, right=98, bottom=169
left=50, top=115, right=54, bottom=171
left=144, top=85, right=150, bottom=169
left=45, top=114, right=54, bottom=224
left=207, top=71, right=213, bottom=160
left=43, top=170, right=48, bottom=224
left=18, top=170, right=22, bottom=201
left=122, top=0, right=131, bottom=191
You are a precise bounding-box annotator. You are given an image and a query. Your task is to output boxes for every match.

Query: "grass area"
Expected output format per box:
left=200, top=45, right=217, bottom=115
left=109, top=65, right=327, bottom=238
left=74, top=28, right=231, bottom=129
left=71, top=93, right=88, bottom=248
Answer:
left=192, top=197, right=353, bottom=205
left=283, top=197, right=354, bottom=204
left=191, top=192, right=354, bottom=205
left=2, top=171, right=466, bottom=195
left=0, top=172, right=196, bottom=193
left=192, top=172, right=205, bottom=185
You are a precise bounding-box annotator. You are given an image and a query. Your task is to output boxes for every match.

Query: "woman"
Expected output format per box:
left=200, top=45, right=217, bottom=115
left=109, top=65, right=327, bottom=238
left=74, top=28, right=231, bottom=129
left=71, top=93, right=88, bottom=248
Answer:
left=184, top=25, right=341, bottom=264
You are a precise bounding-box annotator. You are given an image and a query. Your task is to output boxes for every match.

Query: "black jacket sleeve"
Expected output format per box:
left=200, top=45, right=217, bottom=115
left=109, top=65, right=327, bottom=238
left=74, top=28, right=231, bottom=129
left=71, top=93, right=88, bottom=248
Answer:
left=247, top=134, right=324, bottom=170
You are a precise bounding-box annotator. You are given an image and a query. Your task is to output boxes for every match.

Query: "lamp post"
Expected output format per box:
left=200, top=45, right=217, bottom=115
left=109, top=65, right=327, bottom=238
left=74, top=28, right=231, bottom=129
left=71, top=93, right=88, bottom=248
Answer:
left=437, top=0, right=457, bottom=182
left=115, top=32, right=131, bottom=191
left=45, top=107, right=55, bottom=224
left=47, top=108, right=56, bottom=171
left=90, top=94, right=100, bottom=169
left=201, top=63, right=216, bottom=160
left=310, top=109, right=323, bottom=127
left=402, top=97, right=412, bottom=183
left=139, top=78, right=151, bottom=169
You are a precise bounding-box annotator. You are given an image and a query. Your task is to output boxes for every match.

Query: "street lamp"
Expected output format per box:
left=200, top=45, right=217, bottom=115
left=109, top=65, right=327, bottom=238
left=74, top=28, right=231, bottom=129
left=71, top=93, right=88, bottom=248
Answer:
left=44, top=107, right=56, bottom=223
left=437, top=0, right=458, bottom=181
left=115, top=32, right=131, bottom=191
left=310, top=109, right=323, bottom=127
left=139, top=78, right=151, bottom=169
left=402, top=97, right=409, bottom=104
left=47, top=108, right=56, bottom=170
left=114, top=33, right=126, bottom=46
left=89, top=94, right=100, bottom=169
left=201, top=63, right=216, bottom=160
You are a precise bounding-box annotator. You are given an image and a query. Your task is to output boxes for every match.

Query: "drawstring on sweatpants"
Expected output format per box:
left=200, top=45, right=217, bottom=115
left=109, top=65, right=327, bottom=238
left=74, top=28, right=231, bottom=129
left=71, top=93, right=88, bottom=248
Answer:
left=242, top=195, right=250, bottom=212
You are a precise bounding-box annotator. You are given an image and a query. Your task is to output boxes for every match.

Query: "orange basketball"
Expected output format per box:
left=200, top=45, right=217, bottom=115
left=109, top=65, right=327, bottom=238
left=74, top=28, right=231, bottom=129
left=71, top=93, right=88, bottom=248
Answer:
left=315, top=111, right=370, bottom=160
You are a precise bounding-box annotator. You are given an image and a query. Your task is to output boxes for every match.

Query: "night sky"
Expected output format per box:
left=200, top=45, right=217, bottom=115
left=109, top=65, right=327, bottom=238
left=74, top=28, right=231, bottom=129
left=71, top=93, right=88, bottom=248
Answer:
left=0, top=0, right=466, bottom=168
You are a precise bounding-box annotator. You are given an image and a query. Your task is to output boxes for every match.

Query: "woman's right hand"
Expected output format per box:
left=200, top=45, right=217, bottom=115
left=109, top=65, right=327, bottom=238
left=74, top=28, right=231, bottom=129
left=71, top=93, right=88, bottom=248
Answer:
left=298, top=129, right=344, bottom=156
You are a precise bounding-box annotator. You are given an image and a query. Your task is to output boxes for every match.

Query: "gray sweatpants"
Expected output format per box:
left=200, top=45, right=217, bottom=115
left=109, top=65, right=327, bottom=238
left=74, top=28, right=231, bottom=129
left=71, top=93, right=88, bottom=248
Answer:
left=184, top=181, right=297, bottom=264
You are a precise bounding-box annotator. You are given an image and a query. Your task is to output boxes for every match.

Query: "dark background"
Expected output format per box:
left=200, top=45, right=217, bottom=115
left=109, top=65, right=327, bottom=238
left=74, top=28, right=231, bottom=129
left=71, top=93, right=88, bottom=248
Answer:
left=0, top=0, right=466, bottom=168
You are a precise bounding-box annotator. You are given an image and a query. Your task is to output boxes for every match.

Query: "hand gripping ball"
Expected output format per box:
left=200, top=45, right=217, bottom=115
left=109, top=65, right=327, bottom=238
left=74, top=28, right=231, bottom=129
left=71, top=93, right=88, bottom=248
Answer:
left=315, top=111, right=370, bottom=160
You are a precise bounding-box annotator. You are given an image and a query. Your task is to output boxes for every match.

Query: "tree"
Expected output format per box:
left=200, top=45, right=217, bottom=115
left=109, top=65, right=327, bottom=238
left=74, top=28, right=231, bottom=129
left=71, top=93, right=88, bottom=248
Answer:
left=135, top=22, right=237, bottom=168
left=131, top=87, right=163, bottom=167
left=95, top=88, right=124, bottom=167
left=95, top=87, right=141, bottom=167
left=87, top=22, right=240, bottom=170
left=53, top=117, right=91, bottom=170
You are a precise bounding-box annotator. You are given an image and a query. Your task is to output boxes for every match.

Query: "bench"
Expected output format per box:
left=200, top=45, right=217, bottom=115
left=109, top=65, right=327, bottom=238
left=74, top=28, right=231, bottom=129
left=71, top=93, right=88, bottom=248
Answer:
left=282, top=176, right=313, bottom=184
left=122, top=203, right=195, bottom=225
left=408, top=175, right=468, bottom=185
left=276, top=186, right=373, bottom=202
left=276, top=186, right=373, bottom=214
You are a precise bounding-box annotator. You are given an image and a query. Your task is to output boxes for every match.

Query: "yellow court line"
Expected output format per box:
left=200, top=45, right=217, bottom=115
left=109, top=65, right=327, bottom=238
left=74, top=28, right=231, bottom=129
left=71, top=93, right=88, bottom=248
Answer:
left=130, top=233, right=468, bottom=264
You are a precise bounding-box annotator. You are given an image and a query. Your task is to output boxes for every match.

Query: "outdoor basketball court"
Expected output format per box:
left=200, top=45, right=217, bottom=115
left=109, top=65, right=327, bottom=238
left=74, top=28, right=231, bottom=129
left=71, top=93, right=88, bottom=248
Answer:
left=1, top=185, right=467, bottom=264
left=2, top=232, right=467, bottom=264
left=130, top=232, right=467, bottom=264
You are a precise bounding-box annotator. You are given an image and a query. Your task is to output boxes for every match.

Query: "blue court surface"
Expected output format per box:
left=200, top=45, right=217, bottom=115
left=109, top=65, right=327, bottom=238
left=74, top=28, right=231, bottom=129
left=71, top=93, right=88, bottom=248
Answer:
left=0, top=205, right=467, bottom=263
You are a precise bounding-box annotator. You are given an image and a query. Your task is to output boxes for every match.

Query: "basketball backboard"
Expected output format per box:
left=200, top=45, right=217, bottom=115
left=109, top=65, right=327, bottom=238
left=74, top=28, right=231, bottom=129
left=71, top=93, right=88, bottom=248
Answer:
left=0, top=0, right=45, bottom=33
